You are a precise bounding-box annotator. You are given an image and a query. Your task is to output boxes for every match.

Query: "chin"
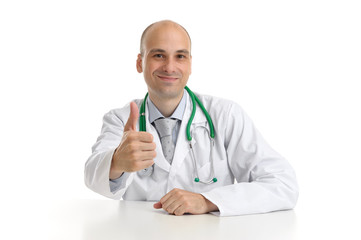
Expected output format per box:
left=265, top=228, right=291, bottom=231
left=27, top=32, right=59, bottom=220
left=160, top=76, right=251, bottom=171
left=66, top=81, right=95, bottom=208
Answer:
left=157, top=87, right=184, bottom=99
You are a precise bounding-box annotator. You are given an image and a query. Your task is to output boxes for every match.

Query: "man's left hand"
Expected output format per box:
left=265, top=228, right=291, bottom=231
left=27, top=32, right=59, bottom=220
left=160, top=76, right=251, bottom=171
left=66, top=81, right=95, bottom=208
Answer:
left=153, top=188, right=218, bottom=216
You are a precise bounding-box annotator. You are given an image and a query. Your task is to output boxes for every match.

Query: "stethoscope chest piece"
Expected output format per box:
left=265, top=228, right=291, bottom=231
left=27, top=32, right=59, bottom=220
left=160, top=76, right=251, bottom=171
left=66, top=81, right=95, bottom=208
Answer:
left=194, top=177, right=218, bottom=183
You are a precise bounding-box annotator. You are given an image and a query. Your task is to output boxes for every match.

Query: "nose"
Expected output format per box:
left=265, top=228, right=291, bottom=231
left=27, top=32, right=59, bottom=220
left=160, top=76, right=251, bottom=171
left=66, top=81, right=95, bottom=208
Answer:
left=162, top=58, right=176, bottom=73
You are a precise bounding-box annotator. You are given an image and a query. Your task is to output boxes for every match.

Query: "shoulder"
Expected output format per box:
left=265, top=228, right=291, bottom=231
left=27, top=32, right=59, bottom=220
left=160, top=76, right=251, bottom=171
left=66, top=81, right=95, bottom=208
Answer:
left=194, top=92, right=244, bottom=116
left=103, top=99, right=143, bottom=124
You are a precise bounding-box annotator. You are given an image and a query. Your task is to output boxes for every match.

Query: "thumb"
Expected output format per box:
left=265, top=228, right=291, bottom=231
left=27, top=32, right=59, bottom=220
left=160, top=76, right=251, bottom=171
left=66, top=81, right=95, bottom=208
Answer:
left=124, top=102, right=139, bottom=131
left=153, top=202, right=162, bottom=209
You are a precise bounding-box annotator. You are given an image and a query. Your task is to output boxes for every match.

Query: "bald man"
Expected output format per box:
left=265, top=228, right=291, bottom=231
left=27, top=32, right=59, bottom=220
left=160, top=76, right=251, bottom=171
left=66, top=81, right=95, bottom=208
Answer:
left=85, top=20, right=299, bottom=216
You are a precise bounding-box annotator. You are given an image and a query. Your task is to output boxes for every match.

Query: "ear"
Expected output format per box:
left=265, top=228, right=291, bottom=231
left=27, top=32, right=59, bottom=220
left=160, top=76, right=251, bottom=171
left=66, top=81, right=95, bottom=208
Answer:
left=136, top=54, right=143, bottom=73
left=189, top=55, right=192, bottom=75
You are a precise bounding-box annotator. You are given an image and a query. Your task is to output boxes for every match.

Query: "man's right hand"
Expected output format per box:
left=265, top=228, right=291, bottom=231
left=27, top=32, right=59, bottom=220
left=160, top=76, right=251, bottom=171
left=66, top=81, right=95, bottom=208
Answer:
left=110, top=102, right=156, bottom=180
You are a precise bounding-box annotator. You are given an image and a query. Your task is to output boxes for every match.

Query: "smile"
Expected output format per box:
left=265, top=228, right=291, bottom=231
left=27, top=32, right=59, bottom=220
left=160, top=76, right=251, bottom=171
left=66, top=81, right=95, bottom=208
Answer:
left=157, top=75, right=179, bottom=81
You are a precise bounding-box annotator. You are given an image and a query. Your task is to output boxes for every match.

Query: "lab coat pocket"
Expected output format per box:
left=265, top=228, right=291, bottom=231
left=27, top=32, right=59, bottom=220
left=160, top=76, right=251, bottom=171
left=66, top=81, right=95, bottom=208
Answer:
left=194, top=159, right=232, bottom=192
left=191, top=122, right=212, bottom=168
left=197, top=161, right=213, bottom=180
left=196, top=159, right=227, bottom=181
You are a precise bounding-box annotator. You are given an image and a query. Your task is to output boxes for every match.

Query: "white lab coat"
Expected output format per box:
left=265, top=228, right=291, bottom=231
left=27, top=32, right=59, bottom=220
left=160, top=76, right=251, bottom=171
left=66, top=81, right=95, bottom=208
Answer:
left=84, top=92, right=298, bottom=216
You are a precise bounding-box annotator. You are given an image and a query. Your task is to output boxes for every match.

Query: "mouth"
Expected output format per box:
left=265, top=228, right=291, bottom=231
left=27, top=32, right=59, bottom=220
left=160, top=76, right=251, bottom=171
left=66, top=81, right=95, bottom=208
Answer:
left=156, top=75, right=179, bottom=82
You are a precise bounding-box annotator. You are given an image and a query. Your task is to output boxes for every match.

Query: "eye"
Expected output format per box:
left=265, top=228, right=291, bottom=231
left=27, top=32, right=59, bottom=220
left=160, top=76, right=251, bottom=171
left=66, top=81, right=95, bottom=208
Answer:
left=177, top=54, right=186, bottom=59
left=153, top=54, right=164, bottom=58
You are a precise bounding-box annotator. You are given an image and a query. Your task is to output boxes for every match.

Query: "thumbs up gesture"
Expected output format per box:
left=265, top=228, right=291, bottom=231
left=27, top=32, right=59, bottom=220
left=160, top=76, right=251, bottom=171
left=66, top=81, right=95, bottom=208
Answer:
left=110, top=102, right=156, bottom=180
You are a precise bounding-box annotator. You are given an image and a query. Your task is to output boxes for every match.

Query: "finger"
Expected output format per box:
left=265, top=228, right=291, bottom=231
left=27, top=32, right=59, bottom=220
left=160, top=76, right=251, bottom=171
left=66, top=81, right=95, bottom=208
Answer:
left=164, top=198, right=183, bottom=214
left=124, top=102, right=139, bottom=131
left=134, top=159, right=154, bottom=170
left=137, top=142, right=156, bottom=151
left=153, top=202, right=162, bottom=209
left=159, top=191, right=172, bottom=206
left=126, top=131, right=154, bottom=143
left=124, top=159, right=154, bottom=173
left=160, top=195, right=178, bottom=213
left=137, top=132, right=154, bottom=143
left=174, top=205, right=186, bottom=216
left=135, top=150, right=156, bottom=161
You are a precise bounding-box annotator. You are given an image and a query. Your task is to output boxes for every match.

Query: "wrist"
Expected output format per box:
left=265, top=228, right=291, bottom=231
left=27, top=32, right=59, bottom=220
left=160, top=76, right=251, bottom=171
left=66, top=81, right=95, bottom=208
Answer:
left=109, top=170, right=124, bottom=180
left=202, top=195, right=218, bottom=212
left=110, top=151, right=124, bottom=180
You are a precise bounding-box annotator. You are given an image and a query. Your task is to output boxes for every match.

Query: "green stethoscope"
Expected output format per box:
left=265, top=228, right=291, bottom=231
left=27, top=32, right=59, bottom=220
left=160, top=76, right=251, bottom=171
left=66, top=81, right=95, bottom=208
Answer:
left=139, top=86, right=218, bottom=184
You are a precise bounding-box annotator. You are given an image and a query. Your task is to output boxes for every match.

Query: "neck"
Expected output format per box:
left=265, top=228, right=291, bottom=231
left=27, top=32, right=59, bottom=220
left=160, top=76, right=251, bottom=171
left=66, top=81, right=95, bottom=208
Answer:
left=149, top=91, right=184, bottom=117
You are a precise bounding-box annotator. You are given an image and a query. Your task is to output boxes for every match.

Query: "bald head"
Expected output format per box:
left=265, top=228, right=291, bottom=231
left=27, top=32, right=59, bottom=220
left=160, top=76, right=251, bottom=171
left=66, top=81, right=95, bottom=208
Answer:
left=140, top=20, right=191, bottom=56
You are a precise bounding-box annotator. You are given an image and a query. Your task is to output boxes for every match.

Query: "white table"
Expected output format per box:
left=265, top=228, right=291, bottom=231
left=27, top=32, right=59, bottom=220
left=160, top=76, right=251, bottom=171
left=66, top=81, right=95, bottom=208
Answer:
left=47, top=200, right=298, bottom=240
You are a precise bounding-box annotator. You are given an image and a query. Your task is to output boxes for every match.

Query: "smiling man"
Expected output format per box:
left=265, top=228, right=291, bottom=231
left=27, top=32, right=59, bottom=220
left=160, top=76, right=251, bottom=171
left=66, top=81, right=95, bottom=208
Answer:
left=84, top=20, right=299, bottom=216
left=136, top=21, right=192, bottom=116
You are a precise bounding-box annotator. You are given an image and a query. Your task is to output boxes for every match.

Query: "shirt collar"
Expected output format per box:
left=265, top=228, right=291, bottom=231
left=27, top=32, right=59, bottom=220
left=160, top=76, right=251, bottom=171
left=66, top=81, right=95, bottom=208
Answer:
left=147, top=89, right=187, bottom=124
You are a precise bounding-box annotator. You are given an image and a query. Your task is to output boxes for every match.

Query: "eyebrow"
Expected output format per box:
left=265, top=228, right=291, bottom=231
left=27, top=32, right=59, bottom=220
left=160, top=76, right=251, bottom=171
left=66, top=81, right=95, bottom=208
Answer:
left=176, top=49, right=190, bottom=55
left=149, top=48, right=166, bottom=53
left=149, top=49, right=190, bottom=55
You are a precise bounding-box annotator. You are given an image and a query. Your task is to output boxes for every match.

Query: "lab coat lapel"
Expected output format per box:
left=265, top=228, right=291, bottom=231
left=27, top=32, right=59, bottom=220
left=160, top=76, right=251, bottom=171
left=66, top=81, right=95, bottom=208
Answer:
left=171, top=95, right=191, bottom=171
left=172, top=92, right=208, bottom=171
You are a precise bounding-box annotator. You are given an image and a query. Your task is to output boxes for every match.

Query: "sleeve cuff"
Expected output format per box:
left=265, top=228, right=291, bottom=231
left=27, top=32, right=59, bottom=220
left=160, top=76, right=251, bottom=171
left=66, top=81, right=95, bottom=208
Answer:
left=201, top=192, right=223, bottom=217
left=109, top=172, right=131, bottom=193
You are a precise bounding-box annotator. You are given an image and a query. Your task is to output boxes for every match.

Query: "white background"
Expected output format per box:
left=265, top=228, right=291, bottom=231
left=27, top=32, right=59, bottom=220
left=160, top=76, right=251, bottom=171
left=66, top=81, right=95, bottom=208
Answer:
left=1, top=0, right=360, bottom=239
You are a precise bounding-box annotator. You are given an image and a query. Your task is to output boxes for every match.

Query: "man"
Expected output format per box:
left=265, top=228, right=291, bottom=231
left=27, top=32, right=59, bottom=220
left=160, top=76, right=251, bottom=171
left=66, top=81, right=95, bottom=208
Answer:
left=84, top=20, right=298, bottom=216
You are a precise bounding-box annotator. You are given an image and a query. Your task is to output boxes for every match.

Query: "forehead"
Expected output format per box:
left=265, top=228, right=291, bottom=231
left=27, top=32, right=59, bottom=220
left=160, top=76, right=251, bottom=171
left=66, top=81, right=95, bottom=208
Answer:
left=143, top=23, right=191, bottom=53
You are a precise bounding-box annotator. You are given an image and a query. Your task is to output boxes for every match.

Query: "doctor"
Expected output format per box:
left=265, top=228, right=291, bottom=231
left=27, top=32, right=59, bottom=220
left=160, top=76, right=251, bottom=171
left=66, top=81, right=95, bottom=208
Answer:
left=84, top=20, right=299, bottom=216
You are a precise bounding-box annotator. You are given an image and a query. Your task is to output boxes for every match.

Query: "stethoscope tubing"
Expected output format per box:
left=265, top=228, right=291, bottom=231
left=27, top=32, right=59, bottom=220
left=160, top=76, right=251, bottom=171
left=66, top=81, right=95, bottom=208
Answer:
left=190, top=125, right=216, bottom=184
left=138, top=86, right=217, bottom=184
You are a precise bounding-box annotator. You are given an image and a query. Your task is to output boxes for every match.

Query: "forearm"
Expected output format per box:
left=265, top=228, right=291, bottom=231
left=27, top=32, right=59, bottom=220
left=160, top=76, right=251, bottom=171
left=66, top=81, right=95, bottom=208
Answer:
left=109, top=152, right=124, bottom=180
left=85, top=150, right=128, bottom=199
left=201, top=173, right=299, bottom=216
